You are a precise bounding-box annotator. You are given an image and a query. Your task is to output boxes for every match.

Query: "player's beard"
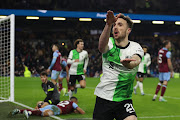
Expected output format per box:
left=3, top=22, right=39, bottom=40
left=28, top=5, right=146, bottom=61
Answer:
left=119, top=30, right=126, bottom=40
left=114, top=30, right=126, bottom=41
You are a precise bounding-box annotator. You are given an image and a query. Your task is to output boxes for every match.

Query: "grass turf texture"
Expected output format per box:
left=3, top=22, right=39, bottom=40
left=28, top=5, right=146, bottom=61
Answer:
left=0, top=77, right=180, bottom=120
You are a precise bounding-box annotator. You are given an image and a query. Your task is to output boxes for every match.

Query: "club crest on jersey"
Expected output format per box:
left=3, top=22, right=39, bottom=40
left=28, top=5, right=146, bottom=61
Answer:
left=48, top=85, right=52, bottom=89
left=125, top=56, right=130, bottom=59
left=136, top=48, right=144, bottom=53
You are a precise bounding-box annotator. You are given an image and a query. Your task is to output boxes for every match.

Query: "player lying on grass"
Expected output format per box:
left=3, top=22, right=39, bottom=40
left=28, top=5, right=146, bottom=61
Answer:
left=10, top=97, right=85, bottom=119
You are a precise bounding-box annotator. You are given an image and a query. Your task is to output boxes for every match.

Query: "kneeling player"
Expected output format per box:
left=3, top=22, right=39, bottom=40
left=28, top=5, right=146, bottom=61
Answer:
left=36, top=71, right=60, bottom=108
left=9, top=97, right=85, bottom=119
left=67, top=39, right=89, bottom=99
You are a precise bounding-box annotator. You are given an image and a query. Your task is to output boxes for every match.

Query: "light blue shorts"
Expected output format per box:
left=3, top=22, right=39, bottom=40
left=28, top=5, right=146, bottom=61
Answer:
left=51, top=70, right=60, bottom=80
left=159, top=72, right=170, bottom=81
left=60, top=71, right=67, bottom=78
left=39, top=105, right=61, bottom=116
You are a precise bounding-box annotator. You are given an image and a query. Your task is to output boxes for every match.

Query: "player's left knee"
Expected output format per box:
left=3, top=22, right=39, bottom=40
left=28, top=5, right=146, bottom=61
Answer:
left=81, top=85, right=86, bottom=88
left=163, top=81, right=168, bottom=86
left=80, top=83, right=86, bottom=88
left=124, top=115, right=137, bottom=120
left=80, top=80, right=86, bottom=88
left=70, top=87, right=75, bottom=91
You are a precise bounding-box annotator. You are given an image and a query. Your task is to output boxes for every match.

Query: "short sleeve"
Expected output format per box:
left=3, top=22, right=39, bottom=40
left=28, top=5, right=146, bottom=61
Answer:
left=72, top=102, right=78, bottom=109
left=86, top=51, right=88, bottom=58
left=68, top=50, right=73, bottom=59
left=61, top=61, right=67, bottom=67
left=108, top=38, right=113, bottom=50
left=133, top=43, right=144, bottom=59
left=53, top=52, right=58, bottom=58
left=166, top=51, right=171, bottom=59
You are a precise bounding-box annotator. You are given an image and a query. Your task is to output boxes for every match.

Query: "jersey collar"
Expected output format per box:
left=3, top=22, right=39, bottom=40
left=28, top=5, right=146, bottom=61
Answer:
left=116, top=41, right=130, bottom=49
left=162, top=47, right=168, bottom=50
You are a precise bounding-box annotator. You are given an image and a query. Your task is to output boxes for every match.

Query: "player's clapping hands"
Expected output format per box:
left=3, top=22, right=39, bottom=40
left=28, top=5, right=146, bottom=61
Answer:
left=74, top=59, right=79, bottom=62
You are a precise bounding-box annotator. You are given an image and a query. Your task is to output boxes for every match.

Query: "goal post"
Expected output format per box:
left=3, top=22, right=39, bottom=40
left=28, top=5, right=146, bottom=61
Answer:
left=0, top=14, right=15, bottom=102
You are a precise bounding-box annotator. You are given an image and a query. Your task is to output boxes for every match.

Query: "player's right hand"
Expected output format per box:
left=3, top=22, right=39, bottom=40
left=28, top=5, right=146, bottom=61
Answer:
left=83, top=69, right=87, bottom=74
left=170, top=71, right=174, bottom=78
left=106, top=10, right=121, bottom=25
left=47, top=69, right=51, bottom=73
left=75, top=59, right=79, bottom=62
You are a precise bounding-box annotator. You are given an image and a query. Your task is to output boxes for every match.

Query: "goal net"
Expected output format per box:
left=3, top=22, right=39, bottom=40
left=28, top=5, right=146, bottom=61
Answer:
left=0, top=14, right=15, bottom=102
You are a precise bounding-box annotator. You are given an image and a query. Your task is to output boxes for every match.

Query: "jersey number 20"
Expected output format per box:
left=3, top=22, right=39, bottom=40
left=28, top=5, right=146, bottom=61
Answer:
left=57, top=101, right=69, bottom=107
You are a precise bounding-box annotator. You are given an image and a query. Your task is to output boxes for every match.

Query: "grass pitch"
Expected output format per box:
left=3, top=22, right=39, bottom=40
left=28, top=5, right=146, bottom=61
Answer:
left=0, top=77, right=180, bottom=120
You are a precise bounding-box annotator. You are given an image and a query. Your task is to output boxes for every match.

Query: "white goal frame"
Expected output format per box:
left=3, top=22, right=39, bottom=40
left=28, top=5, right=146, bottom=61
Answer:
left=0, top=14, right=15, bottom=102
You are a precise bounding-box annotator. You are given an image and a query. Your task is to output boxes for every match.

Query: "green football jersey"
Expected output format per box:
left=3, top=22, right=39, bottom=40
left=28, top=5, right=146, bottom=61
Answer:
left=94, top=37, right=144, bottom=102
left=138, top=53, right=151, bottom=73
left=67, top=49, right=89, bottom=75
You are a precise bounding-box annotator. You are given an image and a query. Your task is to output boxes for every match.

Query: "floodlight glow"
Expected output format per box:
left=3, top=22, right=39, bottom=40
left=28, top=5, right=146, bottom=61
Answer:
left=0, top=15, right=7, bottom=18
left=152, top=21, right=164, bottom=24
left=53, top=17, right=66, bottom=20
left=132, top=20, right=141, bottom=23
left=26, top=16, right=39, bottom=20
left=175, top=21, right=180, bottom=25
left=79, top=18, right=92, bottom=21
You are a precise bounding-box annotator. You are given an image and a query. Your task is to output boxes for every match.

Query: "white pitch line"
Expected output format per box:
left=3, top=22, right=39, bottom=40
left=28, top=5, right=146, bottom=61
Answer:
left=139, top=115, right=180, bottom=119
left=145, top=94, right=180, bottom=100
left=12, top=101, right=64, bottom=120
left=86, top=87, right=180, bottom=100
left=66, top=115, right=180, bottom=119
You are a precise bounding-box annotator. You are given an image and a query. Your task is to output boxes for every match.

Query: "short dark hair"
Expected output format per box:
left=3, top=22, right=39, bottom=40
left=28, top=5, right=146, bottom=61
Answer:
left=162, top=40, right=170, bottom=47
left=40, top=71, right=48, bottom=76
left=116, top=13, right=134, bottom=29
left=70, top=96, right=78, bottom=101
left=74, top=39, right=83, bottom=48
left=142, top=45, right=148, bottom=50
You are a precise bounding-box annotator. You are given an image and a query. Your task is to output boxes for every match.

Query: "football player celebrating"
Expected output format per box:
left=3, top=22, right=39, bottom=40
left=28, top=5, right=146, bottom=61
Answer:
left=93, top=10, right=144, bottom=120
left=67, top=39, right=89, bottom=99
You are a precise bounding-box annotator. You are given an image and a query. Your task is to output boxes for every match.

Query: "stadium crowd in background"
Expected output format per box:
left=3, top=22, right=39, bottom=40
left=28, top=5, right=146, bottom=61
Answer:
left=0, top=0, right=179, bottom=15
left=14, top=30, right=179, bottom=78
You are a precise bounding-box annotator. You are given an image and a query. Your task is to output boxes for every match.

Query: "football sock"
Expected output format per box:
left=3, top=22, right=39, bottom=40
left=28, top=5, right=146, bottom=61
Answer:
left=160, top=85, right=167, bottom=97
left=20, top=109, right=41, bottom=116
left=139, top=82, right=144, bottom=94
left=67, top=83, right=71, bottom=92
left=134, top=81, right=139, bottom=89
left=59, top=82, right=63, bottom=91
left=69, top=90, right=73, bottom=100
left=155, top=83, right=162, bottom=95
left=31, top=110, right=42, bottom=116
left=20, top=109, right=31, bottom=113
left=76, top=84, right=81, bottom=88
left=153, top=94, right=157, bottom=99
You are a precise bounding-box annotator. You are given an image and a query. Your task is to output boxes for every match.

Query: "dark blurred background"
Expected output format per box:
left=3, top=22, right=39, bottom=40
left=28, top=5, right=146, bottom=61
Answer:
left=1, top=0, right=180, bottom=15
